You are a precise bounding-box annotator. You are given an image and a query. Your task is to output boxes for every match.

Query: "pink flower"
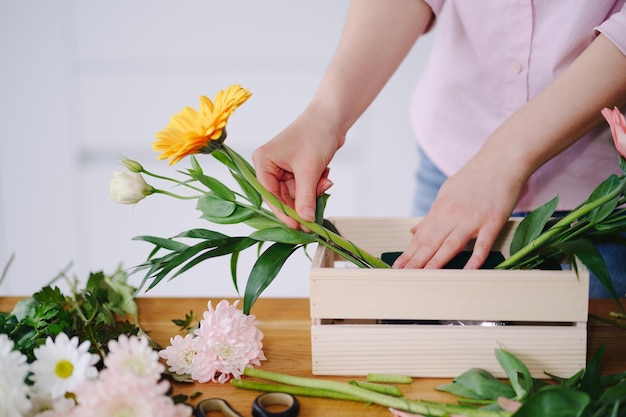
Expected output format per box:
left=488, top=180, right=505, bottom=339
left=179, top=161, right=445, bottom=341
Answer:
left=104, top=334, right=164, bottom=384
left=159, top=334, right=201, bottom=376
left=73, top=371, right=191, bottom=417
left=601, top=106, right=626, bottom=159
left=192, top=300, right=266, bottom=383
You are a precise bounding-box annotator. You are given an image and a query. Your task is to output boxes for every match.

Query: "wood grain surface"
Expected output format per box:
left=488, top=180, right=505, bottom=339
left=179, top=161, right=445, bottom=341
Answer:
left=1, top=296, right=625, bottom=417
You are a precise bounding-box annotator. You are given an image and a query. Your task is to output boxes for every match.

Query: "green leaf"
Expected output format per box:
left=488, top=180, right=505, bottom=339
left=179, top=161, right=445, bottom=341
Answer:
left=495, top=348, right=533, bottom=400
left=132, top=235, right=190, bottom=253
left=196, top=193, right=236, bottom=218
left=192, top=173, right=236, bottom=202
left=190, top=155, right=203, bottom=175
left=556, top=240, right=623, bottom=312
left=146, top=238, right=235, bottom=290
left=211, top=148, right=237, bottom=171
left=579, top=345, right=604, bottom=402
left=512, top=386, right=590, bottom=417
left=315, top=193, right=330, bottom=225
left=243, top=243, right=298, bottom=314
left=586, top=175, right=621, bottom=224
left=440, top=368, right=516, bottom=400
left=619, top=156, right=626, bottom=173
left=510, top=196, right=559, bottom=255
left=250, top=227, right=316, bottom=245
left=201, top=205, right=256, bottom=224
left=175, top=228, right=229, bottom=240
left=171, top=237, right=258, bottom=280
left=245, top=215, right=282, bottom=230
left=232, top=172, right=263, bottom=208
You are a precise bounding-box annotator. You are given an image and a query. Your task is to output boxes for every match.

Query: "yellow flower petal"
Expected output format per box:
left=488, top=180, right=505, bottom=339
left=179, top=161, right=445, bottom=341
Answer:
left=153, top=84, right=251, bottom=164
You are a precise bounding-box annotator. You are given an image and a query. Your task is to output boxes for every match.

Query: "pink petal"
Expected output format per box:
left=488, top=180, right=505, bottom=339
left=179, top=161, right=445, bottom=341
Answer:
left=601, top=107, right=626, bottom=159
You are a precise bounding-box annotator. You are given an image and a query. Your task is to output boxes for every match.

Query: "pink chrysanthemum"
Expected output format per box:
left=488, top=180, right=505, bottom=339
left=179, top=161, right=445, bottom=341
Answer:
left=73, top=370, right=191, bottom=417
left=159, top=334, right=201, bottom=377
left=104, top=334, right=163, bottom=383
left=192, top=300, right=265, bottom=383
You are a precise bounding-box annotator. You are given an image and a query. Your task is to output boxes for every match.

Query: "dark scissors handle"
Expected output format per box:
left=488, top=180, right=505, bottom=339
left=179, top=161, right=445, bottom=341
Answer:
left=252, top=393, right=300, bottom=417
left=195, top=398, right=243, bottom=417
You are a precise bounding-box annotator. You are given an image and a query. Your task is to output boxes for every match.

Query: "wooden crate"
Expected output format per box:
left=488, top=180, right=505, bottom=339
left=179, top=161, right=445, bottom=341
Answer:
left=310, top=217, right=589, bottom=378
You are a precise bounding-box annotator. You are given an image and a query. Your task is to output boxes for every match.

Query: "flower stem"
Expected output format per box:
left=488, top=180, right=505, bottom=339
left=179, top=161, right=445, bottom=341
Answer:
left=241, top=368, right=512, bottom=417
left=142, top=169, right=206, bottom=193
left=497, top=180, right=626, bottom=269
left=230, top=379, right=363, bottom=402
left=151, top=189, right=200, bottom=200
left=222, top=145, right=389, bottom=269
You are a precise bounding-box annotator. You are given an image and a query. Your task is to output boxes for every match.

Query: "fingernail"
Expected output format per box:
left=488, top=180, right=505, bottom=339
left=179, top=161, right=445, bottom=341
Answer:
left=319, top=180, right=334, bottom=194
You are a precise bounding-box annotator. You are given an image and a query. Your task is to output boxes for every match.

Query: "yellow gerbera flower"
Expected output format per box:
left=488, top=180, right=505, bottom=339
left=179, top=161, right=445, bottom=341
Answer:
left=153, top=84, right=251, bottom=164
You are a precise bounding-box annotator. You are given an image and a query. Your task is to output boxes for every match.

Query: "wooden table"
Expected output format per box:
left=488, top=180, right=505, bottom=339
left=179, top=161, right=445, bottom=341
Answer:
left=2, top=297, right=625, bottom=416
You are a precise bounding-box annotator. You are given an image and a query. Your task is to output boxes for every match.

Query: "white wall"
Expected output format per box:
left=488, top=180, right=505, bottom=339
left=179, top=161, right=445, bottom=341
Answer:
left=0, top=1, right=433, bottom=298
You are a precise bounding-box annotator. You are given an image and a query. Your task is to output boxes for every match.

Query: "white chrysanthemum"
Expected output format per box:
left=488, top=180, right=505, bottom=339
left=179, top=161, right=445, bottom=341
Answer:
left=30, top=333, right=99, bottom=399
left=0, top=334, right=31, bottom=417
left=104, top=334, right=163, bottom=383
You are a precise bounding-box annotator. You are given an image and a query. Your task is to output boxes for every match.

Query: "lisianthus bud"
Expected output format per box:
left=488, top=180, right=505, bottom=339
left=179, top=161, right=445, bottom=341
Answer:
left=109, top=170, right=153, bottom=204
left=601, top=107, right=626, bottom=159
left=121, top=159, right=144, bottom=173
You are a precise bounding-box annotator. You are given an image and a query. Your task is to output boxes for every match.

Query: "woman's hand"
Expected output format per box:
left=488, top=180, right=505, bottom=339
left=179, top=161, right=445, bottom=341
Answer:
left=252, top=110, right=341, bottom=228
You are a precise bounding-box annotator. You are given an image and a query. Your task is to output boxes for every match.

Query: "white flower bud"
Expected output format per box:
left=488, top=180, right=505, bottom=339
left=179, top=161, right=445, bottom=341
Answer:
left=109, top=170, right=152, bottom=204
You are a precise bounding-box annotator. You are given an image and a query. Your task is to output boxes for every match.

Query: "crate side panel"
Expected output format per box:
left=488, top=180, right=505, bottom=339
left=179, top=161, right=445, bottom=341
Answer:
left=310, top=268, right=589, bottom=322
left=311, top=324, right=587, bottom=378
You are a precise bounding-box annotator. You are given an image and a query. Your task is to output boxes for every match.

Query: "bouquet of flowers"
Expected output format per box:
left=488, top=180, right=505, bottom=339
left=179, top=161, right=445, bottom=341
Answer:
left=0, top=267, right=267, bottom=416
left=110, top=84, right=626, bottom=312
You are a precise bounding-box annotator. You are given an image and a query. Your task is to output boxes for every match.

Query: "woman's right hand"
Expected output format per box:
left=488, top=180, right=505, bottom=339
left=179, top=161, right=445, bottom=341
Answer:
left=252, top=108, right=342, bottom=229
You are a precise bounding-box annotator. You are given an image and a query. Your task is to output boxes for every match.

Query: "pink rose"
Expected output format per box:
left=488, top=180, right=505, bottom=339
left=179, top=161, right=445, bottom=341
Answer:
left=601, top=106, right=626, bottom=159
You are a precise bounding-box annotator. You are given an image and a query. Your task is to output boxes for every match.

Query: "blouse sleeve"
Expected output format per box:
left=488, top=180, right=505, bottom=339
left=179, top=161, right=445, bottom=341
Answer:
left=595, top=3, right=626, bottom=56
left=422, top=0, right=445, bottom=33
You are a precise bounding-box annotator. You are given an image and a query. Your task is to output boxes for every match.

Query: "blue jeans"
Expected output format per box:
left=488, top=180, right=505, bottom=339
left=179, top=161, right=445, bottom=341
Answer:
left=411, top=147, right=626, bottom=298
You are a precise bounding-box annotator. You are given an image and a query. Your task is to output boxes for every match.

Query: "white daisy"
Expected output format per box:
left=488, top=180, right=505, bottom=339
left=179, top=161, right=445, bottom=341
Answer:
left=30, top=333, right=99, bottom=399
left=25, top=390, right=75, bottom=417
left=0, top=334, right=31, bottom=417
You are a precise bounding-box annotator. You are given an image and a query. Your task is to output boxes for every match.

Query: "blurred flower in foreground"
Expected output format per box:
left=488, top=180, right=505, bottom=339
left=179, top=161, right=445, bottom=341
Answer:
left=109, top=170, right=153, bottom=204
left=0, top=334, right=31, bottom=417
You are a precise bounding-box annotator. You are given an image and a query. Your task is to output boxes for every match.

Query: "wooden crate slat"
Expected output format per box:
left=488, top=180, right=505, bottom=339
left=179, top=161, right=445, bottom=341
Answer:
left=311, top=324, right=587, bottom=378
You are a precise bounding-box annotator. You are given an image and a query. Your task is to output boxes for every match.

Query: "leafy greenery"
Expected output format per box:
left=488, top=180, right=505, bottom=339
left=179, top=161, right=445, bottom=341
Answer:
left=128, top=147, right=388, bottom=314
left=0, top=267, right=142, bottom=361
left=497, top=172, right=626, bottom=310
left=233, top=347, right=626, bottom=417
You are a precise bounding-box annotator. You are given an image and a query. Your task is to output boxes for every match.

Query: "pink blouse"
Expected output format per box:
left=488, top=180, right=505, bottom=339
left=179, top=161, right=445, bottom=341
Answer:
left=411, top=0, right=626, bottom=212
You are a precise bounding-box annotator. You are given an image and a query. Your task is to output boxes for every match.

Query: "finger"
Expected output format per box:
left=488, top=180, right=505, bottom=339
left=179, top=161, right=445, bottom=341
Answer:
left=422, top=223, right=476, bottom=269
left=463, top=222, right=501, bottom=269
left=294, top=168, right=323, bottom=222
left=316, top=178, right=334, bottom=195
left=392, top=218, right=451, bottom=269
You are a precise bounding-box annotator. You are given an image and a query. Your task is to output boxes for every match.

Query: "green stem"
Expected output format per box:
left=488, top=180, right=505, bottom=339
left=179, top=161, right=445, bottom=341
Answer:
left=151, top=189, right=200, bottom=200
left=142, top=168, right=207, bottom=193
left=222, top=145, right=389, bottom=269
left=231, top=379, right=363, bottom=402
left=497, top=181, right=625, bottom=269
left=242, top=368, right=512, bottom=417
